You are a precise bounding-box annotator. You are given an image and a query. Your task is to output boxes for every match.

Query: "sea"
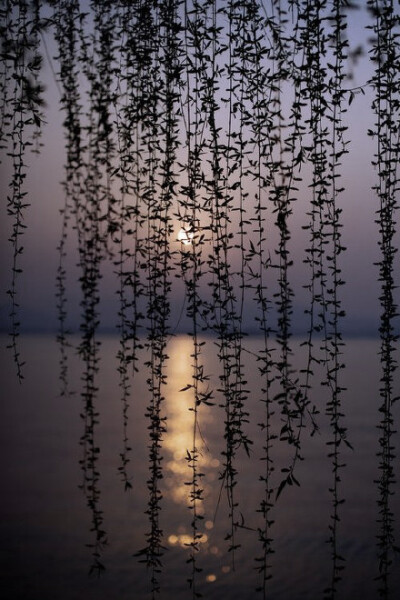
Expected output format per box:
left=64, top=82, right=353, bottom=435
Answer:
left=1, top=334, right=399, bottom=599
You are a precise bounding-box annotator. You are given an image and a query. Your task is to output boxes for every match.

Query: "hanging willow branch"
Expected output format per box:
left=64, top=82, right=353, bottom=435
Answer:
left=2, top=0, right=45, bottom=380
left=323, top=1, right=351, bottom=596
left=179, top=1, right=210, bottom=594
left=135, top=2, right=185, bottom=596
left=367, top=1, right=400, bottom=596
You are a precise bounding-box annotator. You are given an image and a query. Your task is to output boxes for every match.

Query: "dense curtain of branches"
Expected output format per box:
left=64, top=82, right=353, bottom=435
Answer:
left=1, top=1, right=399, bottom=598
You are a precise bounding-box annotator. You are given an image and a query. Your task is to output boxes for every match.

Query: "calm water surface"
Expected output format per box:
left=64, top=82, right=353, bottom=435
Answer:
left=0, top=334, right=399, bottom=599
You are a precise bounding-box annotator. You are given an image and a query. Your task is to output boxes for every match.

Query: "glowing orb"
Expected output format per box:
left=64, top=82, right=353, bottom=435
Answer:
left=177, top=227, right=194, bottom=245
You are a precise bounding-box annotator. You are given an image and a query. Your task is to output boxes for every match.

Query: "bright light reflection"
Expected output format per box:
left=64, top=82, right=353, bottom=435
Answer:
left=167, top=533, right=208, bottom=548
left=164, top=337, right=221, bottom=558
left=168, top=535, right=179, bottom=545
left=164, top=337, right=215, bottom=507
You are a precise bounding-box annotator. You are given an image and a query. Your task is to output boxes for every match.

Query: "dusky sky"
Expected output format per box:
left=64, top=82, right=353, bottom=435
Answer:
left=0, top=1, right=398, bottom=336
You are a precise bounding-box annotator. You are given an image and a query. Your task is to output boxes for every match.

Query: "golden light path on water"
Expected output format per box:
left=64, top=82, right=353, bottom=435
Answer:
left=164, top=336, right=232, bottom=583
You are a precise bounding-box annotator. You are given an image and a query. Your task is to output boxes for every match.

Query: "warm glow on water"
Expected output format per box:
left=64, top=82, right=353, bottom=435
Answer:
left=168, top=533, right=208, bottom=548
left=164, top=336, right=217, bottom=507
left=1, top=335, right=399, bottom=599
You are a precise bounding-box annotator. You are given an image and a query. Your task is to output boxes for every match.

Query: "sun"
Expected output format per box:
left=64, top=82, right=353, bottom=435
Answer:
left=177, top=227, right=194, bottom=246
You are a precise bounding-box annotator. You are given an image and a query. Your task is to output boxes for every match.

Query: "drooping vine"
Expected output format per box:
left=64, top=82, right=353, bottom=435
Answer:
left=323, top=1, right=351, bottom=596
left=54, top=0, right=113, bottom=574
left=135, top=2, right=185, bottom=596
left=367, top=1, right=400, bottom=596
left=179, top=1, right=209, bottom=593
left=2, top=0, right=45, bottom=380
left=298, top=2, right=352, bottom=596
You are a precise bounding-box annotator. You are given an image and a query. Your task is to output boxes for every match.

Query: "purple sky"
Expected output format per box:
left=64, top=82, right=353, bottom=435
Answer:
left=0, top=2, right=398, bottom=336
